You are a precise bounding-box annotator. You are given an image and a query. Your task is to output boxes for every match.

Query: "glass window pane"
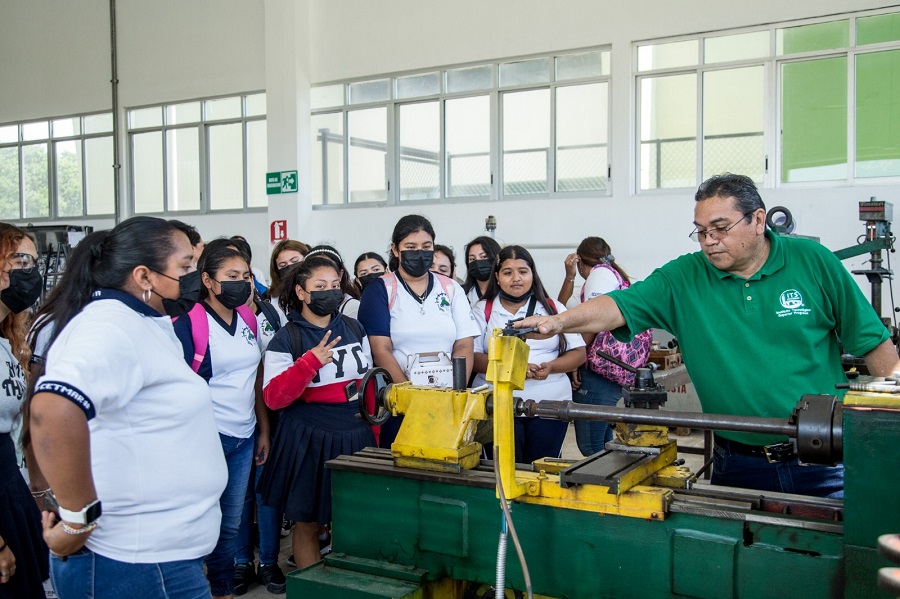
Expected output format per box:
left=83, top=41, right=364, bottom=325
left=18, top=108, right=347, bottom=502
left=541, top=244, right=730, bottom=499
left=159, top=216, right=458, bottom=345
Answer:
left=781, top=57, right=847, bottom=182
left=22, top=143, right=49, bottom=218
left=84, top=136, right=114, bottom=215
left=703, top=67, right=764, bottom=182
left=204, top=97, right=241, bottom=121
left=166, top=102, right=201, bottom=125
left=396, top=72, right=440, bottom=99
left=398, top=102, right=439, bottom=201
left=499, top=57, right=551, bottom=87
left=639, top=73, right=697, bottom=190
left=209, top=123, right=244, bottom=210
left=52, top=118, right=80, bottom=138
left=0, top=126, right=17, bottom=144
left=556, top=50, right=609, bottom=80
left=246, top=120, right=267, bottom=208
left=245, top=93, right=266, bottom=117
left=446, top=95, right=490, bottom=197
left=22, top=122, right=49, bottom=141
left=311, top=85, right=344, bottom=110
left=166, top=128, right=200, bottom=210
left=446, top=65, right=493, bottom=93
left=56, top=140, right=84, bottom=217
left=132, top=132, right=164, bottom=213
left=638, top=40, right=698, bottom=71
left=556, top=83, right=608, bottom=192
left=858, top=12, right=900, bottom=45
left=347, top=107, right=386, bottom=203
left=129, top=107, right=162, bottom=129
left=502, top=89, right=550, bottom=195
left=856, top=49, right=900, bottom=178
left=0, top=147, right=20, bottom=219
left=349, top=79, right=391, bottom=104
left=777, top=20, right=849, bottom=55
left=84, top=113, right=113, bottom=134
left=704, top=31, right=770, bottom=64
left=311, top=113, right=344, bottom=206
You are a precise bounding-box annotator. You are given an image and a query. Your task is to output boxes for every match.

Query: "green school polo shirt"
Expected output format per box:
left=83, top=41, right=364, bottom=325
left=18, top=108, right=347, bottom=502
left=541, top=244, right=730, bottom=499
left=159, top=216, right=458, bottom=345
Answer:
left=608, top=231, right=889, bottom=446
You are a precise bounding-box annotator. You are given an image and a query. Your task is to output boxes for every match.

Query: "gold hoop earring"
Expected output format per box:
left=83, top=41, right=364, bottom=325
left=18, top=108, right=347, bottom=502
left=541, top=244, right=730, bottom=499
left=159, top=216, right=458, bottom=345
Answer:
left=142, top=288, right=152, bottom=303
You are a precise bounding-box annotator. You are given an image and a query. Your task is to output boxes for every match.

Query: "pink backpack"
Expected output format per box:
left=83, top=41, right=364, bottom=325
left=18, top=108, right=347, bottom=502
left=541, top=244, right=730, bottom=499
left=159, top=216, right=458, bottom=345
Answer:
left=177, top=303, right=258, bottom=373
left=584, top=264, right=652, bottom=386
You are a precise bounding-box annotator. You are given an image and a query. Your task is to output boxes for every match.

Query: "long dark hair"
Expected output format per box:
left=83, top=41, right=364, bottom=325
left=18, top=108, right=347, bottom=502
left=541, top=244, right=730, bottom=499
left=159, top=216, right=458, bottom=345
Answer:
left=388, top=215, right=435, bottom=272
left=23, top=216, right=184, bottom=450
left=576, top=237, right=630, bottom=285
left=484, top=245, right=566, bottom=354
left=306, top=245, right=359, bottom=300
left=462, top=235, right=501, bottom=294
left=197, top=239, right=250, bottom=301
left=278, top=255, right=341, bottom=314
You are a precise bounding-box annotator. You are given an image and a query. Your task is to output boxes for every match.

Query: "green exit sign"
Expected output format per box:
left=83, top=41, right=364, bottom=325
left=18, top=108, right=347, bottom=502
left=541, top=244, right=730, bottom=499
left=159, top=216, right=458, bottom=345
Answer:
left=266, top=170, right=298, bottom=195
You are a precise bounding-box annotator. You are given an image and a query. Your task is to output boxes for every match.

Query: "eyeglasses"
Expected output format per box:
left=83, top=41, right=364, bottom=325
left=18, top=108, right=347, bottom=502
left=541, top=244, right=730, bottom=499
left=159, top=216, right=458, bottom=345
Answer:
left=7, top=253, right=38, bottom=273
left=688, top=212, right=754, bottom=242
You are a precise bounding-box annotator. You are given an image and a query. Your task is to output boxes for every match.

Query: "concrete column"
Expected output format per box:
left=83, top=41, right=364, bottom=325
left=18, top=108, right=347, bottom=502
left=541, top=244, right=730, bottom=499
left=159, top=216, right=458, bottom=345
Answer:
left=264, top=0, right=312, bottom=247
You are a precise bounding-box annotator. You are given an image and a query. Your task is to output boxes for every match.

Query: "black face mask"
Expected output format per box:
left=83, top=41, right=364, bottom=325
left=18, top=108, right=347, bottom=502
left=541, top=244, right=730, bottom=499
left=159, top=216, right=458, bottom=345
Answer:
left=277, top=263, right=300, bottom=281
left=157, top=270, right=201, bottom=317
left=357, top=272, right=382, bottom=290
left=215, top=280, right=252, bottom=310
left=307, top=289, right=343, bottom=316
left=499, top=288, right=533, bottom=304
left=467, top=259, right=493, bottom=282
left=1, top=268, right=43, bottom=314
left=400, top=250, right=434, bottom=278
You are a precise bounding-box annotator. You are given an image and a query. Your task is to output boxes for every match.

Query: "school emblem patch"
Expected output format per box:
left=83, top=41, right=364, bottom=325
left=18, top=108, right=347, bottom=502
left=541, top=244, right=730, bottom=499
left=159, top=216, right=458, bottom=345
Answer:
left=776, top=289, right=810, bottom=317
left=435, top=292, right=451, bottom=312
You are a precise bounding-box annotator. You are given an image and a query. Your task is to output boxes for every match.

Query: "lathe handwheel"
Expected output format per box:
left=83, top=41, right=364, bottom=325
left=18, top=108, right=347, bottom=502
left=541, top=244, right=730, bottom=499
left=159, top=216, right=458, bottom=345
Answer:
left=358, top=367, right=392, bottom=426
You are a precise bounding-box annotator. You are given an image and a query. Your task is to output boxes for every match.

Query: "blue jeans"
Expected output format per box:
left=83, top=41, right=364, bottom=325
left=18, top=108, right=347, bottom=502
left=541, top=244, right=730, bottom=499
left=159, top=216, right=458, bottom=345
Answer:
left=711, top=439, right=844, bottom=498
left=206, top=433, right=254, bottom=596
left=573, top=366, right=622, bottom=456
left=51, top=548, right=210, bottom=599
left=235, top=460, right=281, bottom=565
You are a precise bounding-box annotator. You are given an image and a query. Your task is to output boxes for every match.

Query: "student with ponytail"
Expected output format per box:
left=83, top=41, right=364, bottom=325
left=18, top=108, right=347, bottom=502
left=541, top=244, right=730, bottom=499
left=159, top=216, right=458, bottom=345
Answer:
left=29, top=216, right=227, bottom=599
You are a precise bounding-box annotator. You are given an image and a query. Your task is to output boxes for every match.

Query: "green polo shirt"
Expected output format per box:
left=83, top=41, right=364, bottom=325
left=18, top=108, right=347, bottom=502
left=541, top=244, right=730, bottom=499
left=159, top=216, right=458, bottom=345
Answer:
left=608, top=231, right=888, bottom=446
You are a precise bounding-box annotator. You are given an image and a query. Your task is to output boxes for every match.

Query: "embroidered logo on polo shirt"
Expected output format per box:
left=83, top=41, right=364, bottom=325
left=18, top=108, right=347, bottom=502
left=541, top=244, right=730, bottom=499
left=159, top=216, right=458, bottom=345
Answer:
left=242, top=327, right=257, bottom=345
left=776, top=289, right=811, bottom=317
left=435, top=292, right=451, bottom=312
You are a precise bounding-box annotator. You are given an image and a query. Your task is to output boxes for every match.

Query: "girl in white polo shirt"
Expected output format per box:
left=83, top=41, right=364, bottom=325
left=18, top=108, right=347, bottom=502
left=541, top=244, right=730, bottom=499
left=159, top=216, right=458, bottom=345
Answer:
left=358, top=215, right=480, bottom=447
left=471, top=245, right=586, bottom=464
left=172, top=240, right=264, bottom=599
left=30, top=217, right=227, bottom=599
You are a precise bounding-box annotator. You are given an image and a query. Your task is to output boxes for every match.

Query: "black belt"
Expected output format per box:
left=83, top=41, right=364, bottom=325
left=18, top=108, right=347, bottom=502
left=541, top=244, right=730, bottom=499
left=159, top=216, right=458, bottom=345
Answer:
left=714, top=434, right=796, bottom=463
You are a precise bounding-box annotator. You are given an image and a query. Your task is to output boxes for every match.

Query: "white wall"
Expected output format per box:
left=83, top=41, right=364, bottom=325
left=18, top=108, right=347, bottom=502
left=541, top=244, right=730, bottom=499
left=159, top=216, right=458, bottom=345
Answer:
left=305, top=0, right=900, bottom=314
left=2, top=0, right=898, bottom=311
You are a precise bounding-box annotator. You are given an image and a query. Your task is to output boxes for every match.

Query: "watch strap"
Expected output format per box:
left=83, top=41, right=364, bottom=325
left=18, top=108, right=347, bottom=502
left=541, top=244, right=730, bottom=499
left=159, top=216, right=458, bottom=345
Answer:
left=58, top=499, right=102, bottom=525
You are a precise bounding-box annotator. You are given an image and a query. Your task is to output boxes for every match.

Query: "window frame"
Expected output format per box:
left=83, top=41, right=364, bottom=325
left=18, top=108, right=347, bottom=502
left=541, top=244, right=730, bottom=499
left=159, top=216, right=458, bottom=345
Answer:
left=310, top=47, right=612, bottom=210
left=634, top=7, right=900, bottom=194
left=0, top=111, right=115, bottom=222
left=126, top=91, right=267, bottom=216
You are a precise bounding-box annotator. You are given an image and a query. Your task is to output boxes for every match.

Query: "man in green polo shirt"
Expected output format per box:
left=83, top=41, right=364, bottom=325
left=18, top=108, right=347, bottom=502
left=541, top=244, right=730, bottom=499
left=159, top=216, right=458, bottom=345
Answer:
left=517, top=173, right=899, bottom=498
